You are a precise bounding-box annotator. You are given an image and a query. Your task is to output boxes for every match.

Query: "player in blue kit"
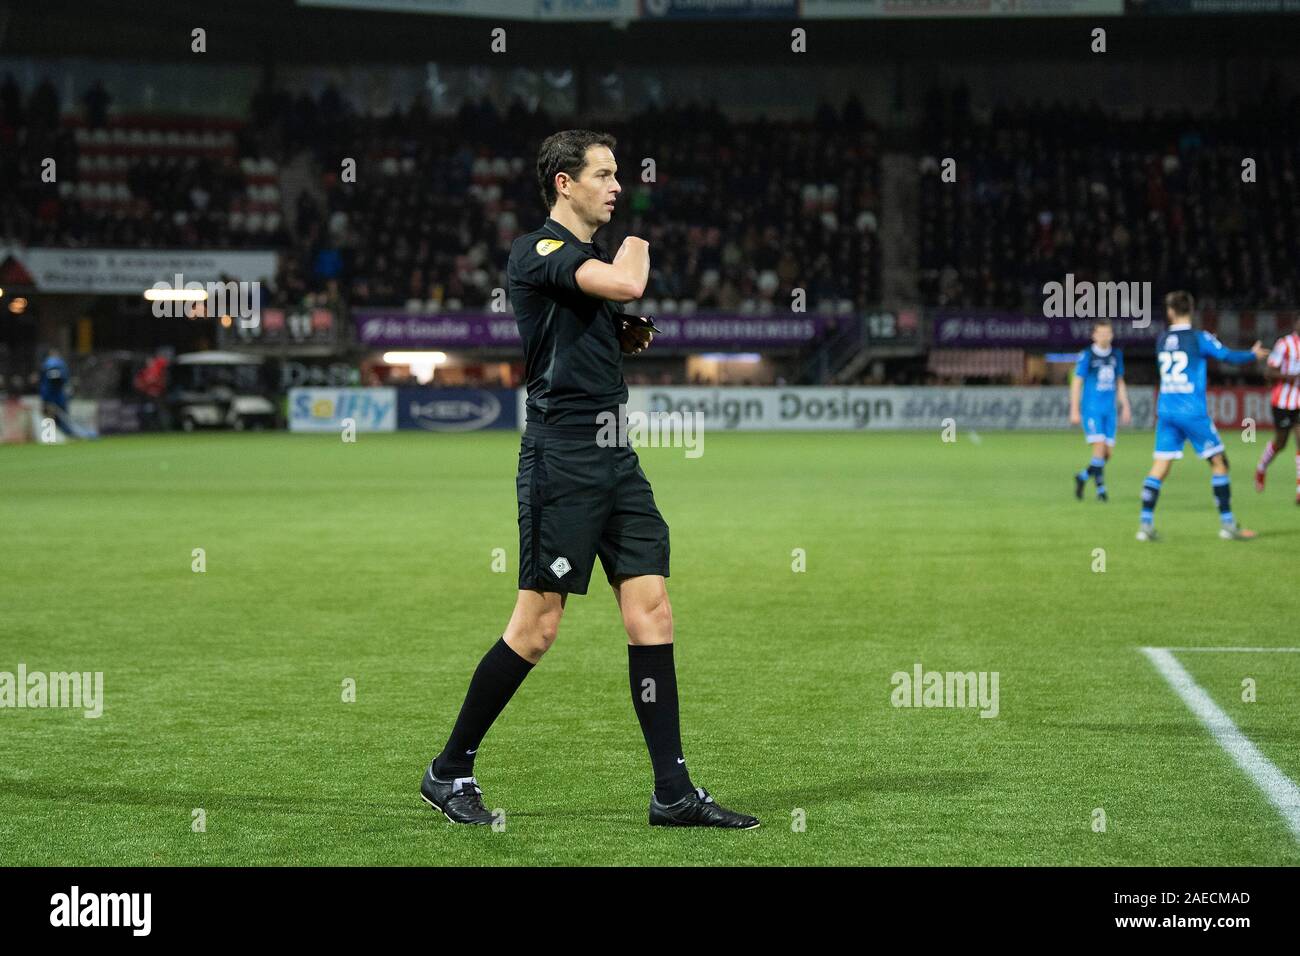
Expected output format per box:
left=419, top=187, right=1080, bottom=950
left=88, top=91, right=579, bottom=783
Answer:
left=1137, top=292, right=1268, bottom=542
left=1069, top=319, right=1131, bottom=502
left=38, top=348, right=97, bottom=440
left=39, top=349, right=70, bottom=414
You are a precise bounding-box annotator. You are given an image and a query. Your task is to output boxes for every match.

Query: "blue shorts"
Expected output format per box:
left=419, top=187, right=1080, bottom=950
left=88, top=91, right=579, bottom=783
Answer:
left=1154, top=412, right=1225, bottom=460
left=1082, top=408, right=1116, bottom=446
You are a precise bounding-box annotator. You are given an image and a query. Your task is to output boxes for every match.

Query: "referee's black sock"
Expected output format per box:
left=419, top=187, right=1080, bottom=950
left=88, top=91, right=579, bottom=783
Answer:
left=628, top=642, right=695, bottom=804
left=433, top=636, right=533, bottom=779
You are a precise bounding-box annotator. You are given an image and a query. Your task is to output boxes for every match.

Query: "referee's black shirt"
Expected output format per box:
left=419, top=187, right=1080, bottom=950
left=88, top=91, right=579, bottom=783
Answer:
left=507, top=216, right=628, bottom=427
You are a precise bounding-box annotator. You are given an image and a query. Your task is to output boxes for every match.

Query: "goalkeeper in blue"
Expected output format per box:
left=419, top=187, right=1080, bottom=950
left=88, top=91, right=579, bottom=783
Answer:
left=1137, top=291, right=1268, bottom=542
left=1069, top=318, right=1131, bottom=502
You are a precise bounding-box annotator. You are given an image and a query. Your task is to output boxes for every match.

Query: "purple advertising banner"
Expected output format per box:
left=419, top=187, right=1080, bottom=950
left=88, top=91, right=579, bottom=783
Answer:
left=932, top=311, right=1166, bottom=349
left=355, top=310, right=830, bottom=351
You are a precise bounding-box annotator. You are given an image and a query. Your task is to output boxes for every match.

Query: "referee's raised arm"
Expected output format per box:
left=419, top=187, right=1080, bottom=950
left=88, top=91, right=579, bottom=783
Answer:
left=576, top=236, right=649, bottom=303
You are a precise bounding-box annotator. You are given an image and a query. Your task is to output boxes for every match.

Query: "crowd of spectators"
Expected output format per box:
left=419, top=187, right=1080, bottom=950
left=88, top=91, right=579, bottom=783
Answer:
left=17, top=70, right=1300, bottom=319
left=253, top=89, right=881, bottom=314
left=0, top=74, right=290, bottom=250
left=918, top=85, right=1300, bottom=311
left=2, top=75, right=881, bottom=315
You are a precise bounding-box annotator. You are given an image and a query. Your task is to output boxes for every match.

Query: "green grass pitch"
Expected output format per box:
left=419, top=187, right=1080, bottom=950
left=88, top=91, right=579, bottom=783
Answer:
left=2, top=428, right=1298, bottom=866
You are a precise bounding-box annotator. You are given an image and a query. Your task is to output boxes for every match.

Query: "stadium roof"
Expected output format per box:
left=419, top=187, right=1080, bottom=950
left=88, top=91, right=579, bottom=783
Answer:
left=5, top=0, right=1299, bottom=66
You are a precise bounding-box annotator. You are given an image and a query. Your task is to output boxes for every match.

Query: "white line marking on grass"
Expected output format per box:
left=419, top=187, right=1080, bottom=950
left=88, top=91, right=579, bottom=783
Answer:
left=1161, top=647, right=1300, bottom=653
left=1141, top=646, right=1300, bottom=843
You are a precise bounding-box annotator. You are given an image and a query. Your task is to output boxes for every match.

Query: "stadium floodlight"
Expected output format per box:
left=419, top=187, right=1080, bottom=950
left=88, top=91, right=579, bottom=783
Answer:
left=143, top=289, right=207, bottom=301
left=383, top=351, right=447, bottom=385
left=382, top=351, right=447, bottom=366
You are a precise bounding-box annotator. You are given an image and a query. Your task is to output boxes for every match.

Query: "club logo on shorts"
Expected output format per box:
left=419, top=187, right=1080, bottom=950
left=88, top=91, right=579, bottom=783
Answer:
left=535, top=238, right=564, bottom=257
left=549, top=556, right=571, bottom=578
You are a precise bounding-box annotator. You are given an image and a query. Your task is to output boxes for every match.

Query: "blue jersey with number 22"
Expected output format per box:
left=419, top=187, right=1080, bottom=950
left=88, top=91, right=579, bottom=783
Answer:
left=1156, top=324, right=1256, bottom=419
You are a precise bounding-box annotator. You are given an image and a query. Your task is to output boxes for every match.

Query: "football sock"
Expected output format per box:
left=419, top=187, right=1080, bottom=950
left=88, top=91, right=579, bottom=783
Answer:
left=1140, top=476, right=1162, bottom=526
left=1257, top=440, right=1278, bottom=473
left=628, top=643, right=694, bottom=804
left=434, top=636, right=534, bottom=779
left=1211, top=473, right=1233, bottom=525
left=1088, top=456, right=1106, bottom=494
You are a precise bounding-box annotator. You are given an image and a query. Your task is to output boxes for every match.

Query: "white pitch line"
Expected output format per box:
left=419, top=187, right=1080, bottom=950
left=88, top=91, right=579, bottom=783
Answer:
left=1140, top=647, right=1300, bottom=843
left=1160, top=647, right=1300, bottom=653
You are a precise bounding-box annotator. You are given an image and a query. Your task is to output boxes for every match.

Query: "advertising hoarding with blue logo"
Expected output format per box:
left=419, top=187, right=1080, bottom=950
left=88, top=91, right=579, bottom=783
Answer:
left=397, top=388, right=517, bottom=431
left=289, top=388, right=397, bottom=432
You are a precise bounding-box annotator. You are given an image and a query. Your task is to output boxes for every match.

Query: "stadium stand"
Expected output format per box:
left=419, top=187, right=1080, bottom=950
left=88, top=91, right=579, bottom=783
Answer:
left=918, top=88, right=1300, bottom=312
left=1, top=77, right=880, bottom=315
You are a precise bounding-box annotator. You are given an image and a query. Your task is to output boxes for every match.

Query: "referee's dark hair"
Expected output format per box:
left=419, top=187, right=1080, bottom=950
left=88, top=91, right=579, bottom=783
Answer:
left=1165, top=290, right=1195, bottom=318
left=536, top=129, right=617, bottom=210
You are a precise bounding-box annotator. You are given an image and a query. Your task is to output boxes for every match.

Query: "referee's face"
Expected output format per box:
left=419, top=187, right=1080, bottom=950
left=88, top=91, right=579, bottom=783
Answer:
left=567, top=145, right=620, bottom=228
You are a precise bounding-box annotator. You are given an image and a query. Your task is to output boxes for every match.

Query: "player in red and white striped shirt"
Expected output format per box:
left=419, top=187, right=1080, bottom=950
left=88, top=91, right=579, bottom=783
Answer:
left=1255, top=317, right=1300, bottom=502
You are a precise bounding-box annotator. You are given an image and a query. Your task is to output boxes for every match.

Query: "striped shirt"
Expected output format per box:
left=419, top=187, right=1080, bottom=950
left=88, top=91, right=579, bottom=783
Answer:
left=1268, top=333, right=1300, bottom=410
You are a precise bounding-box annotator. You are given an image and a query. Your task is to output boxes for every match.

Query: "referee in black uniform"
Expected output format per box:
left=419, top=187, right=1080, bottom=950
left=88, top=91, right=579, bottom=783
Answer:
left=421, top=130, right=758, bottom=829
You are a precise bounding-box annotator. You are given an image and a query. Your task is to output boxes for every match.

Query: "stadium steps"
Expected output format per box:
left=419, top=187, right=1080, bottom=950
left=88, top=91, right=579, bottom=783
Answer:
left=825, top=151, right=920, bottom=384
left=280, top=151, right=323, bottom=234
left=879, top=151, right=919, bottom=310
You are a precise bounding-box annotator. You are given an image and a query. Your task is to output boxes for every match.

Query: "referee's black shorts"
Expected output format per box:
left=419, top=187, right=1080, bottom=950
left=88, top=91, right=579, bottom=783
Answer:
left=1272, top=406, right=1298, bottom=432
left=516, top=422, right=670, bottom=595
